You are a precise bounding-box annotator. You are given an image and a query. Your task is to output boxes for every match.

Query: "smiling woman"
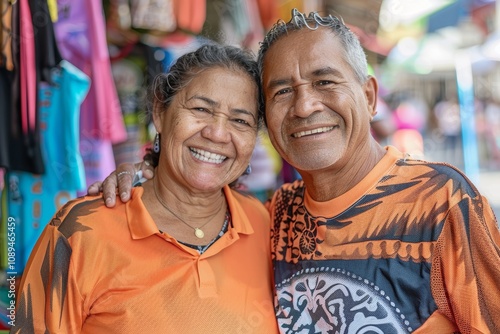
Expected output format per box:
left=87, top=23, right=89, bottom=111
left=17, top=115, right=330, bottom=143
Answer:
left=12, top=44, right=279, bottom=334
left=151, top=66, right=259, bottom=194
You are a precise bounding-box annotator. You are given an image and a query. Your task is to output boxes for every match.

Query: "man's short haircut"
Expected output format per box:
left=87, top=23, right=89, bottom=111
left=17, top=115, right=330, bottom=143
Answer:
left=257, top=8, right=369, bottom=85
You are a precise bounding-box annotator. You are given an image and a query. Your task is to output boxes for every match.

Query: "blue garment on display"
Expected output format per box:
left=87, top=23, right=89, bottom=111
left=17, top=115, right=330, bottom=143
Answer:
left=7, top=60, right=89, bottom=274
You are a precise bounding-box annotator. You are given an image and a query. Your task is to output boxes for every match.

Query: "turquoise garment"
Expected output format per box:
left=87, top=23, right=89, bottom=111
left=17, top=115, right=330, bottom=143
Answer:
left=7, top=60, right=89, bottom=274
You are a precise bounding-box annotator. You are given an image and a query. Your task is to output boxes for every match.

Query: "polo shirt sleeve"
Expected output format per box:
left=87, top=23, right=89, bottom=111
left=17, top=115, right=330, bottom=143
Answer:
left=13, top=222, right=84, bottom=333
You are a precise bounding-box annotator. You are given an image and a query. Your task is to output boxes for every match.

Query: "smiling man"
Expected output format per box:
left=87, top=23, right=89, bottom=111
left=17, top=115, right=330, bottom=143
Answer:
left=258, top=9, right=500, bottom=333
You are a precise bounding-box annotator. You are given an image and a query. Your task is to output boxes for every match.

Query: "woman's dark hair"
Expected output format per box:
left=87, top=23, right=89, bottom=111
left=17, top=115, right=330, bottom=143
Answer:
left=144, top=43, right=263, bottom=166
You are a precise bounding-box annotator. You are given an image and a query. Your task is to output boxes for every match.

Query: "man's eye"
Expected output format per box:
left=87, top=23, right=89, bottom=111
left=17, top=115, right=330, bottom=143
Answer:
left=275, top=88, right=291, bottom=97
left=316, top=80, right=333, bottom=86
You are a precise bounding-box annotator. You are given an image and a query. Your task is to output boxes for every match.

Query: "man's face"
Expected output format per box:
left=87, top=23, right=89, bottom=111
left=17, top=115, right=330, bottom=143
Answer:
left=262, top=27, right=377, bottom=173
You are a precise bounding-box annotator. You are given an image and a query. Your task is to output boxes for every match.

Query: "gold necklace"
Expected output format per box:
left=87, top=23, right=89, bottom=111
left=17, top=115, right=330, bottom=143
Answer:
left=153, top=177, right=224, bottom=239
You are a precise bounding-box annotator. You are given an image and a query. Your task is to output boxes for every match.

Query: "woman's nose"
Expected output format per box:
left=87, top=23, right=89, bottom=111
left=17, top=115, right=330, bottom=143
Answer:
left=201, top=115, right=231, bottom=143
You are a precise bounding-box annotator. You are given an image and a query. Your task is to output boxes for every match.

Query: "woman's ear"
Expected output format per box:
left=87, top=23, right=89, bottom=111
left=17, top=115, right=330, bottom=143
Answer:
left=152, top=100, right=164, bottom=133
left=364, top=75, right=379, bottom=120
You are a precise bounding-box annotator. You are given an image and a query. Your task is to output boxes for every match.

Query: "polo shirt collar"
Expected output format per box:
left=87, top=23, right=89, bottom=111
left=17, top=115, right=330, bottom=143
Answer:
left=126, top=185, right=255, bottom=240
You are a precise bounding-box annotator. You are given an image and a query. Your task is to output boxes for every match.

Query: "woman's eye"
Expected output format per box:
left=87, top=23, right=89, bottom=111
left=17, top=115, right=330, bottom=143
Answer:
left=193, top=107, right=213, bottom=116
left=234, top=119, right=250, bottom=126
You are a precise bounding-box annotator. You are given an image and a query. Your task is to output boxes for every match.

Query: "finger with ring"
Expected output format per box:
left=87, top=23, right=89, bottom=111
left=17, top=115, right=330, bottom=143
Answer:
left=117, top=171, right=133, bottom=178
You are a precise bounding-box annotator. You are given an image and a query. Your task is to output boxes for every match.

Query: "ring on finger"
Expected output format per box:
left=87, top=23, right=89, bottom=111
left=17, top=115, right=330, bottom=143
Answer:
left=117, top=171, right=133, bottom=178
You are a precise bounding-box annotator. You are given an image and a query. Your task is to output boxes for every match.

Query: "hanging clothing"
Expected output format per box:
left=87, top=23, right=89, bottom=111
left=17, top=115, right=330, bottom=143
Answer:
left=7, top=60, right=90, bottom=275
left=110, top=44, right=147, bottom=165
left=0, top=0, right=13, bottom=69
left=29, top=0, right=63, bottom=84
left=2, top=0, right=44, bottom=174
left=173, top=0, right=206, bottom=34
left=130, top=0, right=176, bottom=32
left=256, top=0, right=279, bottom=29
left=110, top=41, right=164, bottom=165
left=1, top=0, right=63, bottom=174
left=54, top=0, right=126, bottom=144
left=78, top=137, right=117, bottom=196
left=0, top=67, right=13, bottom=169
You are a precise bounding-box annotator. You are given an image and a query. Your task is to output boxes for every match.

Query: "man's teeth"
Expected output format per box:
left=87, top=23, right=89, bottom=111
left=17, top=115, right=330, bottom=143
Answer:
left=190, top=148, right=226, bottom=164
left=292, top=126, right=334, bottom=138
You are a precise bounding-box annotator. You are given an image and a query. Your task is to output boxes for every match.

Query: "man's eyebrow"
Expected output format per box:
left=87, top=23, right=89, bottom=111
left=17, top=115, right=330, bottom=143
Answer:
left=266, top=78, right=292, bottom=91
left=311, top=67, right=343, bottom=77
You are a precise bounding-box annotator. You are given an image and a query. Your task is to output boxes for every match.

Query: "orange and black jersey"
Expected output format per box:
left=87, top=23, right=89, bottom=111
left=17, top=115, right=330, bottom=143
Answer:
left=268, top=146, right=500, bottom=334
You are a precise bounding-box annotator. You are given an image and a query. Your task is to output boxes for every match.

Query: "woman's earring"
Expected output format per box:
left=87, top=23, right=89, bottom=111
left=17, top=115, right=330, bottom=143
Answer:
left=244, top=164, right=252, bottom=175
left=153, top=133, right=161, bottom=153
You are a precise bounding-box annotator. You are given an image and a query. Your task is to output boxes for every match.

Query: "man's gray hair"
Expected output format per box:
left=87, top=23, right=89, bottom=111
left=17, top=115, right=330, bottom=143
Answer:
left=257, top=8, right=369, bottom=85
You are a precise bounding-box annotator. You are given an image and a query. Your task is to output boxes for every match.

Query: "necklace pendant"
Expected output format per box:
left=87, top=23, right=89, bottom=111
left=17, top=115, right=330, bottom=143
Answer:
left=194, top=228, right=204, bottom=239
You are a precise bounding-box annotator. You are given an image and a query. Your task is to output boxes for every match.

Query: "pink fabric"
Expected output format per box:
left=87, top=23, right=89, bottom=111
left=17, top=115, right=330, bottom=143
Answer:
left=87, top=0, right=126, bottom=143
left=19, top=0, right=36, bottom=135
left=54, top=0, right=126, bottom=143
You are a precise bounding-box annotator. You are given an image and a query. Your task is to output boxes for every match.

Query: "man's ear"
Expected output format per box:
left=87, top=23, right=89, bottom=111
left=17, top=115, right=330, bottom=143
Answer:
left=364, top=75, right=379, bottom=120
left=152, top=101, right=164, bottom=133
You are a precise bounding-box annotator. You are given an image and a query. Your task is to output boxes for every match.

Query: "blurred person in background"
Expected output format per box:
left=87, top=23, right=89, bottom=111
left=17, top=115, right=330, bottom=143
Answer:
left=391, top=92, right=430, bottom=160
left=371, top=96, right=396, bottom=145
left=237, top=132, right=282, bottom=202
left=484, top=96, right=500, bottom=169
left=433, top=95, right=462, bottom=167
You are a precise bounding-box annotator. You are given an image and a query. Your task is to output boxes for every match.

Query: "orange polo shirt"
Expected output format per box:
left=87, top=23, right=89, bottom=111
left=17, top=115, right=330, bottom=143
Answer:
left=13, top=186, right=278, bottom=333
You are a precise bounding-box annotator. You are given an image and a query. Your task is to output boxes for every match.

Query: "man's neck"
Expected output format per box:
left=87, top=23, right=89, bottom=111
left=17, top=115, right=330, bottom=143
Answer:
left=299, top=141, right=386, bottom=202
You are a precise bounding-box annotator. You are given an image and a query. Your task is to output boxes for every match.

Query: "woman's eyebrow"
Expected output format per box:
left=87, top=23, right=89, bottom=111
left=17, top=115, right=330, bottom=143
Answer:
left=188, top=95, right=219, bottom=107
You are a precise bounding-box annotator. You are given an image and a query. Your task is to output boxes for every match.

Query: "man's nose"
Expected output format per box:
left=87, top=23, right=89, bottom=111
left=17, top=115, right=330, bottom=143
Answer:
left=291, top=85, right=321, bottom=118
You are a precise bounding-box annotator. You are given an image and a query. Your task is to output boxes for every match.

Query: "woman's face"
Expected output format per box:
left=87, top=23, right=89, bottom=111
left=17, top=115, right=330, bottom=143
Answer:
left=153, top=66, right=259, bottom=193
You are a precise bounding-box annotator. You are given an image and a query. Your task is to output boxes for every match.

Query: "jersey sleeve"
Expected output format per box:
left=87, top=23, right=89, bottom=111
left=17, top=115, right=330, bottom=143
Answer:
left=12, top=221, right=84, bottom=333
left=432, top=195, right=500, bottom=333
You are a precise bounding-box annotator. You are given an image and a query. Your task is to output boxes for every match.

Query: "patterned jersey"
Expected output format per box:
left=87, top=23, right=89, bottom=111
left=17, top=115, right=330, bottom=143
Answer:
left=268, top=146, right=500, bottom=333
left=12, top=185, right=278, bottom=333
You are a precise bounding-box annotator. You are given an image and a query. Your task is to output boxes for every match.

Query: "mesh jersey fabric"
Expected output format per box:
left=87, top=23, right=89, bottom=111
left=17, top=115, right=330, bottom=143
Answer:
left=267, top=146, right=500, bottom=333
left=13, top=185, right=279, bottom=333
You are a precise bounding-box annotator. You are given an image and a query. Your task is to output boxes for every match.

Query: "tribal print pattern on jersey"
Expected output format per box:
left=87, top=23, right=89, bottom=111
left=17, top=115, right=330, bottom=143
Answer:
left=268, top=147, right=500, bottom=333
